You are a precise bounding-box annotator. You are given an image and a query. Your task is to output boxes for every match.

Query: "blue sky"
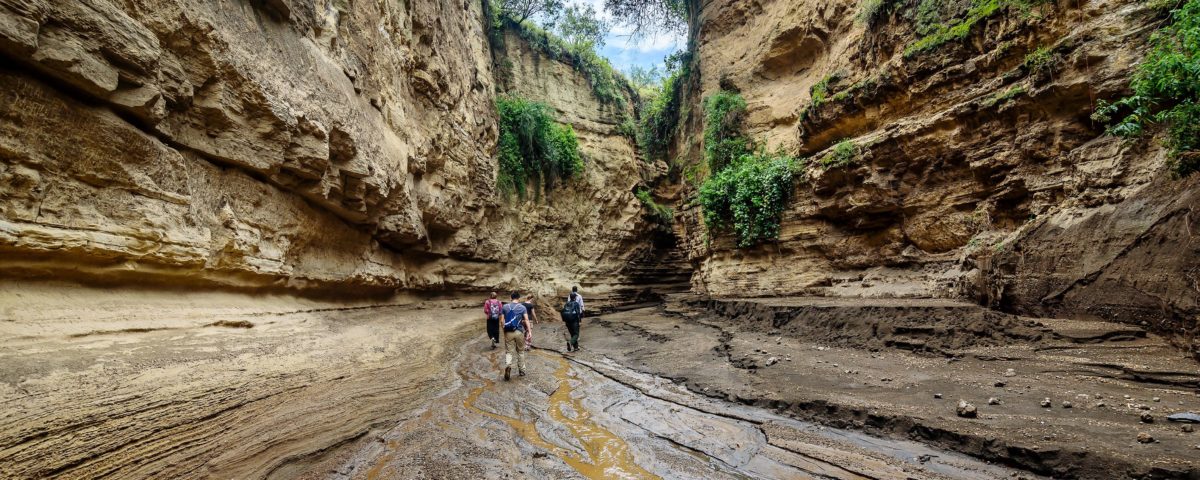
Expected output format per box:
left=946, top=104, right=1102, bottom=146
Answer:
left=565, top=0, right=686, bottom=77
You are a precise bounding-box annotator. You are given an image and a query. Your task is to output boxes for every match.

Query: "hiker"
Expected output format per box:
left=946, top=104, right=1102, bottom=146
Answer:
left=568, top=286, right=585, bottom=317
left=521, top=294, right=538, bottom=351
left=500, top=292, right=531, bottom=380
left=561, top=292, right=583, bottom=352
left=483, top=292, right=502, bottom=349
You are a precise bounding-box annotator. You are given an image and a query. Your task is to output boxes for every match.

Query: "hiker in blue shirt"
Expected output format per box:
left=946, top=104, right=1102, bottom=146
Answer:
left=500, top=292, right=531, bottom=381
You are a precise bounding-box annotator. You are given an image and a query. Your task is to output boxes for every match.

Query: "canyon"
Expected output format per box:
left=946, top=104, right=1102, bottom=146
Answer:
left=1, top=0, right=1198, bottom=478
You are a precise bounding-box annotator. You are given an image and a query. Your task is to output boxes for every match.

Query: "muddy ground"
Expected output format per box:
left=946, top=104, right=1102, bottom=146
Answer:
left=533, top=296, right=1200, bottom=479
left=3, top=282, right=1198, bottom=479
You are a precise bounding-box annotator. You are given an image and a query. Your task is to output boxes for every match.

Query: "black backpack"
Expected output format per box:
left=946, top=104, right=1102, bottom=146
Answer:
left=560, top=299, right=581, bottom=320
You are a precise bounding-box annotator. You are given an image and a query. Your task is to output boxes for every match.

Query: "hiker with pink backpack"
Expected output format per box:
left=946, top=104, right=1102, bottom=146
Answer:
left=483, top=292, right=503, bottom=349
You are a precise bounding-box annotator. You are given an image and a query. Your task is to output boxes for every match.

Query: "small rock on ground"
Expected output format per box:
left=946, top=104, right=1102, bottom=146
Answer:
left=957, top=400, right=978, bottom=418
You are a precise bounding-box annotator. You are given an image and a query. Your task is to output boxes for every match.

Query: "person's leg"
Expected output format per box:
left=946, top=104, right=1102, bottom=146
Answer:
left=488, top=317, right=499, bottom=346
left=562, top=321, right=572, bottom=351
left=568, top=318, right=581, bottom=349
left=503, top=330, right=518, bottom=380
left=516, top=331, right=528, bottom=375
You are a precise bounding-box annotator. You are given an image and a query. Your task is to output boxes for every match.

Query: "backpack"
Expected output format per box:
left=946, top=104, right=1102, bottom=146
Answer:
left=560, top=299, right=581, bottom=321
left=503, top=303, right=525, bottom=332
left=486, top=300, right=501, bottom=320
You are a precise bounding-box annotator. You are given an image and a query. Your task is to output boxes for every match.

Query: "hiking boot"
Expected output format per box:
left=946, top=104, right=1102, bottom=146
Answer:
left=519, top=370, right=526, bottom=377
left=504, top=366, right=511, bottom=381
left=566, top=342, right=573, bottom=352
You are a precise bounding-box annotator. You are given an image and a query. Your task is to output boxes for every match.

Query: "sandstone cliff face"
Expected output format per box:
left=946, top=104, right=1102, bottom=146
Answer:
left=675, top=0, right=1198, bottom=354
left=0, top=0, right=658, bottom=303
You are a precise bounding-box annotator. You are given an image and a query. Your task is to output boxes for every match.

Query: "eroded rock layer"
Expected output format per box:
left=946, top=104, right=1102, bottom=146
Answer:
left=0, top=0, right=663, bottom=304
left=673, top=0, right=1198, bottom=356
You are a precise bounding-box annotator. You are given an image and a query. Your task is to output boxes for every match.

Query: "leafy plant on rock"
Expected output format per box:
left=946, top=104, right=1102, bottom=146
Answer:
left=703, top=90, right=750, bottom=173
left=496, top=95, right=583, bottom=198
left=1093, top=0, right=1200, bottom=176
left=698, top=150, right=800, bottom=248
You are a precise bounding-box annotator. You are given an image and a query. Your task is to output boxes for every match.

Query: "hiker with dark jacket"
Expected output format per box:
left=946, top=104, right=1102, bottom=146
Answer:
left=483, top=292, right=502, bottom=349
left=561, top=292, right=583, bottom=352
left=500, top=292, right=531, bottom=380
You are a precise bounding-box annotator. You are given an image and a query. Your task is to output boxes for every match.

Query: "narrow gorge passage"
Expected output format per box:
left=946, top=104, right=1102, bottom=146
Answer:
left=3, top=0, right=1200, bottom=477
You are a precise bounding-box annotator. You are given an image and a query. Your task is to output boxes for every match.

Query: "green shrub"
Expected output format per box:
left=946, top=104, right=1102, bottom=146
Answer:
left=809, top=73, right=839, bottom=109
left=904, top=0, right=1004, bottom=57
left=982, top=85, right=1026, bottom=107
left=635, top=188, right=674, bottom=226
left=698, top=151, right=800, bottom=248
left=703, top=90, right=750, bottom=172
left=820, top=140, right=861, bottom=168
left=1093, top=0, right=1200, bottom=176
left=638, top=51, right=691, bottom=162
left=496, top=95, right=583, bottom=197
left=1022, top=46, right=1056, bottom=74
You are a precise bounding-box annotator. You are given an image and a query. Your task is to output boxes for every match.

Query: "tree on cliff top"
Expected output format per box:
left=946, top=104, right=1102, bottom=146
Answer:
left=557, top=3, right=608, bottom=52
left=605, top=0, right=688, bottom=37
left=500, top=0, right=564, bottom=24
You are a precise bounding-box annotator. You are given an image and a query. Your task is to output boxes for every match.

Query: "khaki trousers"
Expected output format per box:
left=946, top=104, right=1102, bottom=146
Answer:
left=503, top=329, right=527, bottom=373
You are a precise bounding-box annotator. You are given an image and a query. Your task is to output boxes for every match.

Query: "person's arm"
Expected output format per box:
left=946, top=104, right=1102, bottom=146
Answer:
left=523, top=313, right=532, bottom=338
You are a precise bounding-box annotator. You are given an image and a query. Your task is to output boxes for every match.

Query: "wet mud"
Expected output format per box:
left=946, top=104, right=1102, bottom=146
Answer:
left=337, top=338, right=1033, bottom=479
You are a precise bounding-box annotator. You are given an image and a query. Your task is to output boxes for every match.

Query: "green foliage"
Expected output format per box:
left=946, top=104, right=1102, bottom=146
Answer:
left=1022, top=46, right=1056, bottom=74
left=904, top=0, right=1005, bottom=58
left=557, top=3, right=608, bottom=51
left=698, top=151, right=800, bottom=248
left=499, top=13, right=628, bottom=106
left=617, top=117, right=638, bottom=140
left=635, top=188, right=674, bottom=226
left=637, top=51, right=691, bottom=162
left=498, top=0, right=564, bottom=24
left=982, top=85, right=1026, bottom=107
left=496, top=95, right=583, bottom=198
left=626, top=65, right=662, bottom=92
left=1093, top=0, right=1200, bottom=175
left=820, top=140, right=862, bottom=169
left=703, top=90, right=750, bottom=172
left=902, top=0, right=1047, bottom=58
left=604, top=0, right=688, bottom=37
left=809, top=73, right=840, bottom=110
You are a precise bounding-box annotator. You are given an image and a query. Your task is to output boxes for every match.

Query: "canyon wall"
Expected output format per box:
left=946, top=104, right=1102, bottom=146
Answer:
left=0, top=0, right=659, bottom=304
left=675, top=0, right=1198, bottom=355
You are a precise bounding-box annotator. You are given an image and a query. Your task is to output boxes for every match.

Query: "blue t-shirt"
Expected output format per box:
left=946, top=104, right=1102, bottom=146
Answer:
left=502, top=303, right=527, bottom=332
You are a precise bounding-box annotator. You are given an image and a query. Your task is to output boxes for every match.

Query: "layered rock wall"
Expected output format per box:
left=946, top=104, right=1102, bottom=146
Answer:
left=675, top=0, right=1198, bottom=354
left=0, top=0, right=658, bottom=304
